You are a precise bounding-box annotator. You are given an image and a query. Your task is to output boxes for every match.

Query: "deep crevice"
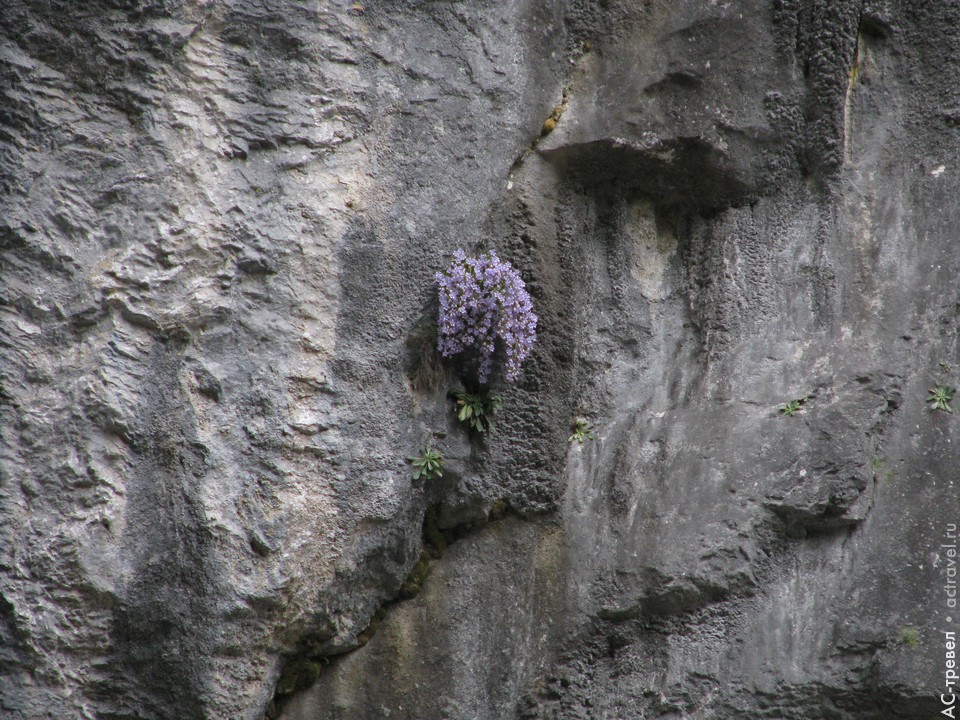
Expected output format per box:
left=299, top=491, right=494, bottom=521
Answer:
left=263, top=500, right=514, bottom=719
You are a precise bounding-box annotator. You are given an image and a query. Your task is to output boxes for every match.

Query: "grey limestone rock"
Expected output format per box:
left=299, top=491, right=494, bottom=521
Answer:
left=1, top=0, right=958, bottom=719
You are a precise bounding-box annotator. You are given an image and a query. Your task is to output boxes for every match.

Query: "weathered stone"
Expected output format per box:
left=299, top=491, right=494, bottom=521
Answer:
left=1, top=1, right=957, bottom=719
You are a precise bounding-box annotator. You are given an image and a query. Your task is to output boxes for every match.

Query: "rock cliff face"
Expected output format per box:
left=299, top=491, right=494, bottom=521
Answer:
left=2, top=1, right=958, bottom=718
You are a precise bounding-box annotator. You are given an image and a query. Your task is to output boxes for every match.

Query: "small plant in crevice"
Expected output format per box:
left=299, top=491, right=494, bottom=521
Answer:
left=355, top=606, right=388, bottom=647
left=489, top=498, right=509, bottom=520
left=870, top=457, right=894, bottom=482
left=927, top=384, right=955, bottom=413
left=422, top=504, right=454, bottom=559
left=940, top=360, right=952, bottom=374
left=895, top=625, right=920, bottom=649
left=398, top=552, right=431, bottom=600
left=450, top=387, right=502, bottom=432
left=435, top=249, right=537, bottom=384
left=541, top=91, right=568, bottom=137
left=408, top=447, right=444, bottom=481
left=779, top=399, right=805, bottom=417
left=568, top=417, right=595, bottom=444
left=274, top=657, right=328, bottom=698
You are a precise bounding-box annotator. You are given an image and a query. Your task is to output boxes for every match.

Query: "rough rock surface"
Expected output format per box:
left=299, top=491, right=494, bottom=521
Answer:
left=1, top=1, right=958, bottom=718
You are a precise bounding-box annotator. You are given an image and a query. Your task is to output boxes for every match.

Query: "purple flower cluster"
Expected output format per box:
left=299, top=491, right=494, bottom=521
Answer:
left=435, top=249, right=538, bottom=383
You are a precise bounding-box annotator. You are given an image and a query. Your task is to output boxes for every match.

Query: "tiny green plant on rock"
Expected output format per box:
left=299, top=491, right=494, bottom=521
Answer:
left=928, top=384, right=955, bottom=413
left=870, top=457, right=894, bottom=482
left=489, top=498, right=509, bottom=520
left=896, top=625, right=919, bottom=648
left=408, top=447, right=444, bottom=480
left=398, top=552, right=431, bottom=600
left=568, top=417, right=595, bottom=444
left=450, top=388, right=502, bottom=432
left=276, top=658, right=326, bottom=696
left=780, top=399, right=804, bottom=417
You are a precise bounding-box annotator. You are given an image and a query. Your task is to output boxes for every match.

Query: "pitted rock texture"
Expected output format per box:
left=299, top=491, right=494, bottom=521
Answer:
left=1, top=1, right=958, bottom=719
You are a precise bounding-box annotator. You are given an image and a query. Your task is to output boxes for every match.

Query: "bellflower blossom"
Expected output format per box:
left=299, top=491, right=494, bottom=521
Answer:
left=435, top=250, right=538, bottom=383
